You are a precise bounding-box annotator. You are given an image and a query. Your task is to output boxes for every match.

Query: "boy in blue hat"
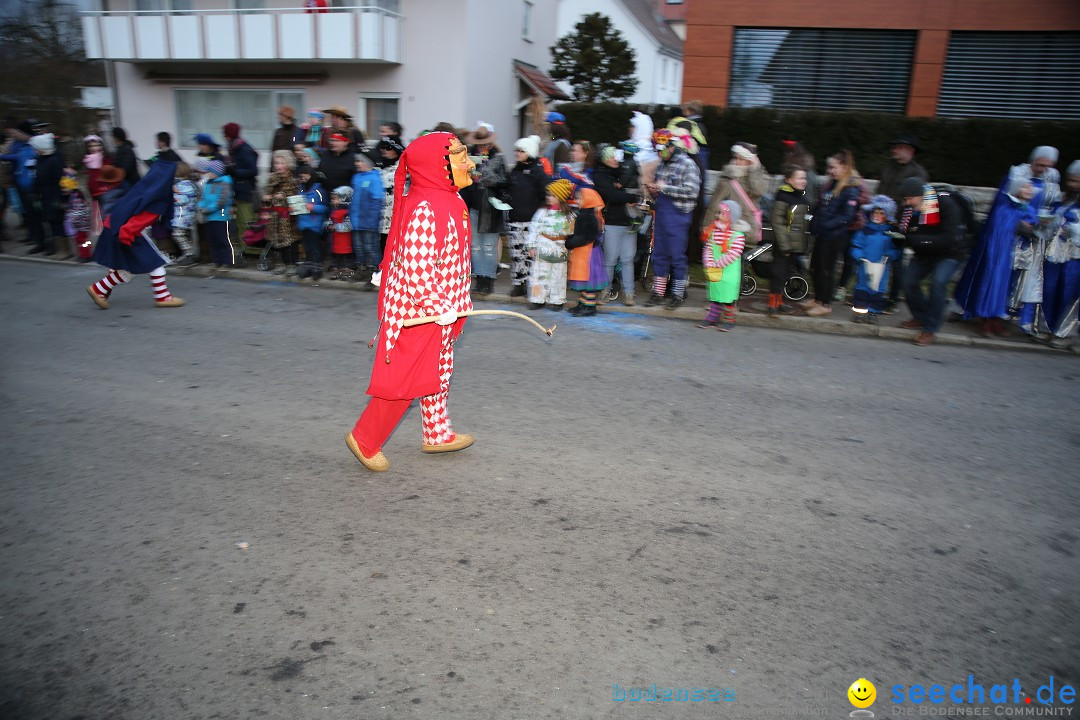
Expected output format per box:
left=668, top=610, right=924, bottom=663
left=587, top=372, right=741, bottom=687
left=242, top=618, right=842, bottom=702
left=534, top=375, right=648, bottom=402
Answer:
left=850, top=194, right=902, bottom=324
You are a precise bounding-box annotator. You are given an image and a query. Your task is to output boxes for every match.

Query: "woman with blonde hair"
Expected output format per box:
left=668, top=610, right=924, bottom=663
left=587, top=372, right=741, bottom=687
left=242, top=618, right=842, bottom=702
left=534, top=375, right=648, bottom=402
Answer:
left=264, top=150, right=301, bottom=274
left=804, top=149, right=863, bottom=316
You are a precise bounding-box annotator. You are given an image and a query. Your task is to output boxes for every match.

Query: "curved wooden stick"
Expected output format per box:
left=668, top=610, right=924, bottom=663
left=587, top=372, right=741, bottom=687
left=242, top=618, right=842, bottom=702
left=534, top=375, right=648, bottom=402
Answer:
left=402, top=309, right=556, bottom=336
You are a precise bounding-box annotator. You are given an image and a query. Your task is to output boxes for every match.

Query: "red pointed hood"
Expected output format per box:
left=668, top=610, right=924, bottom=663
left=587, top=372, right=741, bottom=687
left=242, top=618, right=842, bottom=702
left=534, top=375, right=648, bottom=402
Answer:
left=383, top=132, right=462, bottom=267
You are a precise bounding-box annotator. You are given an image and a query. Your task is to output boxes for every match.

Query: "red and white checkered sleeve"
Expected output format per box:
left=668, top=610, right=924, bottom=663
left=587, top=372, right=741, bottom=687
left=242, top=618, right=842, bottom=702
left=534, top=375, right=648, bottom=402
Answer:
left=399, top=202, right=452, bottom=316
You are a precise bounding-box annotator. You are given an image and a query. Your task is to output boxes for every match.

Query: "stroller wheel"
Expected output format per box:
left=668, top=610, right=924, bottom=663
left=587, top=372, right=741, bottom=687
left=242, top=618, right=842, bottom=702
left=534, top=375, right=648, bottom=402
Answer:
left=784, top=275, right=809, bottom=302
left=740, top=273, right=757, bottom=297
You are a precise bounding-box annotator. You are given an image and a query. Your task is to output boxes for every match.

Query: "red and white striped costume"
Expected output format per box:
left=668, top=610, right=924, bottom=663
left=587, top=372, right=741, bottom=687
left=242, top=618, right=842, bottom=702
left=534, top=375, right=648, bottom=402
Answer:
left=350, top=132, right=474, bottom=460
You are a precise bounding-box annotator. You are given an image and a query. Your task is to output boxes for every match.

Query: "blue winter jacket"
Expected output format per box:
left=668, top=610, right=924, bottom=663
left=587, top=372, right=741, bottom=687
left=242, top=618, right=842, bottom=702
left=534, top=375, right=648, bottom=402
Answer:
left=197, top=175, right=234, bottom=222
left=850, top=220, right=901, bottom=293
left=350, top=168, right=384, bottom=232
left=0, top=140, right=37, bottom=192
left=296, top=182, right=328, bottom=232
left=226, top=139, right=259, bottom=204
left=811, top=178, right=862, bottom=241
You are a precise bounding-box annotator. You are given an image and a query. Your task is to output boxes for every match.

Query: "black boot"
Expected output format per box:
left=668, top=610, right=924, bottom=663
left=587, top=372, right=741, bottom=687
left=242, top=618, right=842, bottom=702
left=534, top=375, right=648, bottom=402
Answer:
left=509, top=284, right=526, bottom=297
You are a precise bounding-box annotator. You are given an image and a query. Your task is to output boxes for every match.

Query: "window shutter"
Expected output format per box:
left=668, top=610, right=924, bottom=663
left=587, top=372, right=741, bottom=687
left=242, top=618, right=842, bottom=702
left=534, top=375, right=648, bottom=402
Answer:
left=729, top=28, right=916, bottom=114
left=938, top=32, right=1080, bottom=120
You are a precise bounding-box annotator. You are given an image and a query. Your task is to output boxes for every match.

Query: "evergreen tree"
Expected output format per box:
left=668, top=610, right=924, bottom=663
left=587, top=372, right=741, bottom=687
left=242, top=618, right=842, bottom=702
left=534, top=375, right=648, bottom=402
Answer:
left=550, top=13, right=637, bottom=103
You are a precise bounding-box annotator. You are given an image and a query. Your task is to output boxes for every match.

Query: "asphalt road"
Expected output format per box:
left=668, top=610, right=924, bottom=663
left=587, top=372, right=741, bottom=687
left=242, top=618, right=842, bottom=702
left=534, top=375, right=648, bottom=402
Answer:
left=1, top=260, right=1078, bottom=720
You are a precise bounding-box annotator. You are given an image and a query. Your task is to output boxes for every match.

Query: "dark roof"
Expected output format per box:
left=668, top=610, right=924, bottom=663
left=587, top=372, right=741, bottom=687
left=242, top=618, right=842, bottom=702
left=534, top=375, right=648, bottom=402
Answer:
left=513, top=61, right=571, bottom=101
left=618, top=0, right=683, bottom=57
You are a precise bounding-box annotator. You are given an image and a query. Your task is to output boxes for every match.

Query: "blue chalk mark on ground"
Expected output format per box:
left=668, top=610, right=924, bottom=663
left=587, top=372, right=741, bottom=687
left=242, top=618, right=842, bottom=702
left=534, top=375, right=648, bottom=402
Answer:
left=474, top=303, right=655, bottom=339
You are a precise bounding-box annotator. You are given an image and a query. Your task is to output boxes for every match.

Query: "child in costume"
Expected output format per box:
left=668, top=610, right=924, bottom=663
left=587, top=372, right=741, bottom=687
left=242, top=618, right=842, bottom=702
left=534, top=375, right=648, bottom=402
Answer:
left=350, top=151, right=384, bottom=288
left=61, top=171, right=93, bottom=262
left=171, top=163, right=199, bottom=265
left=86, top=161, right=185, bottom=309
left=526, top=178, right=574, bottom=310
left=327, top=185, right=354, bottom=280
left=294, top=165, right=327, bottom=280
left=849, top=195, right=901, bottom=324
left=699, top=200, right=746, bottom=331
left=345, top=132, right=477, bottom=473
left=195, top=158, right=234, bottom=269
left=302, top=109, right=326, bottom=149
left=264, top=150, right=301, bottom=275
left=768, top=165, right=811, bottom=317
left=565, top=187, right=608, bottom=317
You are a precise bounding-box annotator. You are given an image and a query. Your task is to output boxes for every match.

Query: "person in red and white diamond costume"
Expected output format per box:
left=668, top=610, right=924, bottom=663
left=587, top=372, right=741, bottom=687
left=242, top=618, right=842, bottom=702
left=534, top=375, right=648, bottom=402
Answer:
left=345, top=132, right=478, bottom=472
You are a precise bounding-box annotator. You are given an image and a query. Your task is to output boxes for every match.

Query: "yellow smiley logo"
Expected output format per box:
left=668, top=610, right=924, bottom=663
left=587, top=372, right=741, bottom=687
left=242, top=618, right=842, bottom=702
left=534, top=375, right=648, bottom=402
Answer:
left=848, top=678, right=876, bottom=709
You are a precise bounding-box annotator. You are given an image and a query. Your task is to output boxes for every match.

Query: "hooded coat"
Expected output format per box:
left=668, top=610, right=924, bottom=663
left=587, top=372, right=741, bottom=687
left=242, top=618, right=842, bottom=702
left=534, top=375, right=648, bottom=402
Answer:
left=367, top=132, right=473, bottom=400
left=92, top=161, right=176, bottom=274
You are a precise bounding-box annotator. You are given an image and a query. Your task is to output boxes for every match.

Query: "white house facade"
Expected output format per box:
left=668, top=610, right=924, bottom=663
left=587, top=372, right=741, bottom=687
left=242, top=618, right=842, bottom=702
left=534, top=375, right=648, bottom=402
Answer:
left=555, top=0, right=683, bottom=105
left=80, top=0, right=562, bottom=162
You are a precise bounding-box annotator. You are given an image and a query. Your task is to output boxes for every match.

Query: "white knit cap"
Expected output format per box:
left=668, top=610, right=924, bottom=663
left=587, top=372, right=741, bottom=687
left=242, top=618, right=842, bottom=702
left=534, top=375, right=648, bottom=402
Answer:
left=1067, top=159, right=1080, bottom=178
left=731, top=143, right=757, bottom=162
left=1030, top=146, right=1059, bottom=164
left=514, top=135, right=540, bottom=159
left=30, top=133, right=55, bottom=155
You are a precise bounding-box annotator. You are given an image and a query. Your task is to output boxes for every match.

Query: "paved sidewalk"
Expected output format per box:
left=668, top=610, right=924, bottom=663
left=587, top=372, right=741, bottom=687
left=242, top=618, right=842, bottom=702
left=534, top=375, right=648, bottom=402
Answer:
left=2, top=242, right=1074, bottom=354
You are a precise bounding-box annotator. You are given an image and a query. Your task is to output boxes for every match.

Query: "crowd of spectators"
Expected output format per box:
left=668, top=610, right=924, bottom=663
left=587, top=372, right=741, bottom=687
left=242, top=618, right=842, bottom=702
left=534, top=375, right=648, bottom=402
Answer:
left=1, top=103, right=1076, bottom=349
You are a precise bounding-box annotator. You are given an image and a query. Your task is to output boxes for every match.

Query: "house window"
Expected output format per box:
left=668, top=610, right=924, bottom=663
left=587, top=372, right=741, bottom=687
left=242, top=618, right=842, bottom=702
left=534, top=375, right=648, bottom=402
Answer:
left=234, top=0, right=265, bottom=13
left=176, top=89, right=303, bottom=151
left=729, top=28, right=916, bottom=113
left=522, top=0, right=533, bottom=41
left=939, top=32, right=1080, bottom=120
left=357, top=94, right=400, bottom=140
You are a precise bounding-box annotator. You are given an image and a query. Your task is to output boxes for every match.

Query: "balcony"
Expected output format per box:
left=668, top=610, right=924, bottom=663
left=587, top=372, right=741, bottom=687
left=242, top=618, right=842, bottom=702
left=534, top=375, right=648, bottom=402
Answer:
left=80, top=6, right=402, bottom=63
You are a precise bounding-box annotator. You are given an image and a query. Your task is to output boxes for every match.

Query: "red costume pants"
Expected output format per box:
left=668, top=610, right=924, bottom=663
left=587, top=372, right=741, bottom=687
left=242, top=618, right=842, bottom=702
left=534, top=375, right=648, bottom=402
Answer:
left=352, top=329, right=456, bottom=454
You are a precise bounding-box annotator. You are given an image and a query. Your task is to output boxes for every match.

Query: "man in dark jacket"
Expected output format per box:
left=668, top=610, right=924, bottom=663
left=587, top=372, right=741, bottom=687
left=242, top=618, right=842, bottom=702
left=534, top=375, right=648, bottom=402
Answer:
left=879, top=133, right=929, bottom=311
left=319, top=133, right=356, bottom=191
left=222, top=122, right=259, bottom=236
left=271, top=107, right=305, bottom=152
left=111, top=126, right=141, bottom=186
left=29, top=133, right=65, bottom=255
left=592, top=145, right=641, bottom=304
left=147, top=132, right=184, bottom=165
left=898, top=177, right=964, bottom=346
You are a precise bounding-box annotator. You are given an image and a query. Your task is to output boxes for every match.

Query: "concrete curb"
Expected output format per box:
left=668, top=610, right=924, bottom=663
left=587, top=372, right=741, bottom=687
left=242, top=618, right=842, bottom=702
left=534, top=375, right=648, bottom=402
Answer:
left=4, top=252, right=1075, bottom=355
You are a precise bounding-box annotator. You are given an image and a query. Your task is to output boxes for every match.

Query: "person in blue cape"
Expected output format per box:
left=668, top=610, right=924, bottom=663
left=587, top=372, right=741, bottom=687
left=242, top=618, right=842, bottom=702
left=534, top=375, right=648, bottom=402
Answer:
left=86, top=160, right=186, bottom=309
left=955, top=172, right=1045, bottom=337
left=1042, top=160, right=1080, bottom=349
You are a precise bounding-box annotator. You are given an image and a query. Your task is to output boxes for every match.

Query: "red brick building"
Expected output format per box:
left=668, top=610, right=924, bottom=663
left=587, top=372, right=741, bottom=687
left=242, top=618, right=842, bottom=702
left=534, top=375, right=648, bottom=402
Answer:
left=683, top=0, right=1080, bottom=118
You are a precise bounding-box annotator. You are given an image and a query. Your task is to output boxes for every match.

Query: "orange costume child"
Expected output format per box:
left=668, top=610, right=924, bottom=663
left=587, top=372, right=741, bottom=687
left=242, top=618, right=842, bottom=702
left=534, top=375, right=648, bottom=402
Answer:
left=345, top=132, right=477, bottom=472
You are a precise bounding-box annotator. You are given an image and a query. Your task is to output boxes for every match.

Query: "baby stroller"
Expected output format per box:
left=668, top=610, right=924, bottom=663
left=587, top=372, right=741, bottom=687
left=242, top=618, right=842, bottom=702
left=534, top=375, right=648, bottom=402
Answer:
left=242, top=217, right=275, bottom=271
left=739, top=221, right=810, bottom=302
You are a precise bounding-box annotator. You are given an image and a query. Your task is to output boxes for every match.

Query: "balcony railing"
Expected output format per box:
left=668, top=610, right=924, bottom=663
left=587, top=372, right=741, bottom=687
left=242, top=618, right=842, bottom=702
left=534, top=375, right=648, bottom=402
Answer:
left=80, top=6, right=402, bottom=63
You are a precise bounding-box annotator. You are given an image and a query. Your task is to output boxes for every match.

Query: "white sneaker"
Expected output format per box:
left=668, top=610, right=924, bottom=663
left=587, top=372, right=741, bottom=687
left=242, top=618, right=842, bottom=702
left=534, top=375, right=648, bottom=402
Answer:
left=369, top=270, right=382, bottom=287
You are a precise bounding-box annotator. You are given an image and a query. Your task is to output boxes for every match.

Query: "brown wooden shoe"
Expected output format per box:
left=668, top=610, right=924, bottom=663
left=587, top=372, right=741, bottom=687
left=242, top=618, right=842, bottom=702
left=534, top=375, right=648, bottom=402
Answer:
left=913, top=331, right=935, bottom=346
left=900, top=319, right=922, bottom=329
left=345, top=431, right=389, bottom=472
left=421, top=433, right=475, bottom=454
left=154, top=296, right=186, bottom=308
left=86, top=285, right=109, bottom=309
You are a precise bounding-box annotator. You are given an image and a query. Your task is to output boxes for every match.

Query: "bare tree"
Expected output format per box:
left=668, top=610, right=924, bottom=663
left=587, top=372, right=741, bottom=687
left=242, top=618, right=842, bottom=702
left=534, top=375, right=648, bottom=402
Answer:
left=0, top=0, right=104, bottom=144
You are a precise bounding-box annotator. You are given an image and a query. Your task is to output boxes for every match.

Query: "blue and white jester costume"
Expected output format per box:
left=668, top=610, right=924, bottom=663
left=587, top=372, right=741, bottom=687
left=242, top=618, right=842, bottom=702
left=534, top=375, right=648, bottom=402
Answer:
left=86, top=160, right=186, bottom=309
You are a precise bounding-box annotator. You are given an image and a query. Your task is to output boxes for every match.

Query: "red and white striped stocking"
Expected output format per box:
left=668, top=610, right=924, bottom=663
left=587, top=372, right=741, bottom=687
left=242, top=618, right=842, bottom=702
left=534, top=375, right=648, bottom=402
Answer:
left=91, top=269, right=130, bottom=299
left=149, top=268, right=174, bottom=303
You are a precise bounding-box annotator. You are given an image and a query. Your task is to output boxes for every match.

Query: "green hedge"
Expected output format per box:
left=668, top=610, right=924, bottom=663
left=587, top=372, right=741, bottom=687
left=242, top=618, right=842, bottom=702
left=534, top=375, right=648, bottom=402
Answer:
left=554, top=102, right=1080, bottom=188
